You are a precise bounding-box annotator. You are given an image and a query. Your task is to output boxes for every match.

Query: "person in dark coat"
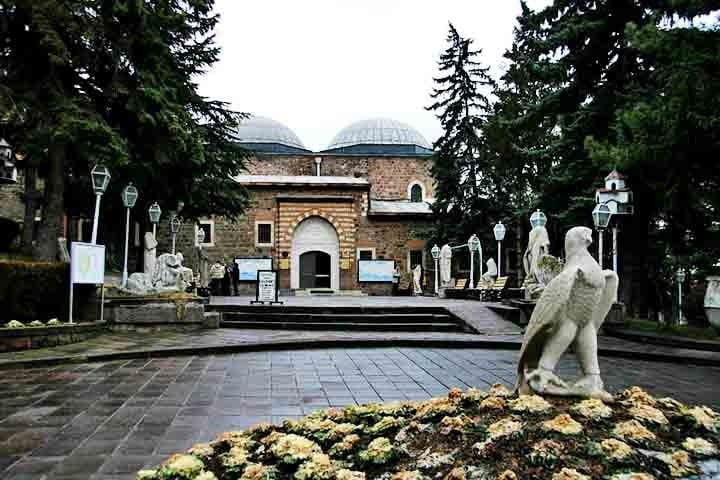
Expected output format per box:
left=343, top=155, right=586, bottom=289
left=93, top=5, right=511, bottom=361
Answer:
left=221, top=257, right=231, bottom=296
left=232, top=260, right=240, bottom=296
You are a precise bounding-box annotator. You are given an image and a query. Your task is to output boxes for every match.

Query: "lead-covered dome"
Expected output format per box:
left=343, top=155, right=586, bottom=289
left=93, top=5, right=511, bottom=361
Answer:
left=325, top=118, right=433, bottom=155
left=234, top=115, right=309, bottom=153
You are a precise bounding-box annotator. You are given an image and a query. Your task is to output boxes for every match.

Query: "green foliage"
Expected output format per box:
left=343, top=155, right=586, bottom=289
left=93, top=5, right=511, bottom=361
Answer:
left=427, top=23, right=499, bottom=246
left=0, top=260, right=69, bottom=322
left=478, top=0, right=720, bottom=315
left=0, top=0, right=249, bottom=259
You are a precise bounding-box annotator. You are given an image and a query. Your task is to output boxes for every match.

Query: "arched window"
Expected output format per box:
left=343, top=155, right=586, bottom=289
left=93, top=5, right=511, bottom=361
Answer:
left=410, top=183, right=423, bottom=203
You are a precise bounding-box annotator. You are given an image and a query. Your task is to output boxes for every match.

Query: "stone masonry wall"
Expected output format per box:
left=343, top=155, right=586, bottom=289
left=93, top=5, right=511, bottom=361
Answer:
left=158, top=185, right=433, bottom=294
left=246, top=154, right=433, bottom=202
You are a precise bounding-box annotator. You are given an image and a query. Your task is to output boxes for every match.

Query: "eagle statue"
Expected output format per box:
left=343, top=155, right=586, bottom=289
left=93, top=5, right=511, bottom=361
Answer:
left=516, top=226, right=618, bottom=401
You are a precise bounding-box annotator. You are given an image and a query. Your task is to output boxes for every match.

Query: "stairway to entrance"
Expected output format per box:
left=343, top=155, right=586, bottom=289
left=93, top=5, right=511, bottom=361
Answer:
left=206, top=304, right=476, bottom=333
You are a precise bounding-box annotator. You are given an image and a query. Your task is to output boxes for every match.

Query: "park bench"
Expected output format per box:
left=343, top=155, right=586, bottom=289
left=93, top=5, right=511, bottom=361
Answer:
left=480, top=276, right=509, bottom=302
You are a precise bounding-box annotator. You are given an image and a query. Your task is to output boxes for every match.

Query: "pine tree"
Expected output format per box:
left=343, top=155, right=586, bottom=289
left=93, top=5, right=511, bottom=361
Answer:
left=427, top=23, right=496, bottom=245
left=0, top=0, right=249, bottom=260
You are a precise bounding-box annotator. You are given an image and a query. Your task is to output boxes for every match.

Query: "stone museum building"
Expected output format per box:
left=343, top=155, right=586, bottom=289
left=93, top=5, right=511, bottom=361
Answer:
left=168, top=116, right=436, bottom=295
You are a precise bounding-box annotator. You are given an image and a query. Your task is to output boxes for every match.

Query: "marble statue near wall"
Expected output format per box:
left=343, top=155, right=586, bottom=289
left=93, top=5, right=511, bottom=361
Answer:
left=196, top=244, right=209, bottom=288
left=124, top=234, right=194, bottom=295
left=413, top=265, right=423, bottom=295
left=516, top=226, right=618, bottom=401
left=480, top=258, right=498, bottom=287
left=57, top=237, right=70, bottom=263
left=144, top=232, right=158, bottom=275
left=439, top=244, right=453, bottom=287
left=522, top=226, right=561, bottom=300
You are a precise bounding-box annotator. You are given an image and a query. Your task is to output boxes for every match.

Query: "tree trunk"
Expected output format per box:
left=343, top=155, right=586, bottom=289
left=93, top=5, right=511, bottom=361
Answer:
left=33, top=145, right=65, bottom=261
left=20, top=167, right=38, bottom=256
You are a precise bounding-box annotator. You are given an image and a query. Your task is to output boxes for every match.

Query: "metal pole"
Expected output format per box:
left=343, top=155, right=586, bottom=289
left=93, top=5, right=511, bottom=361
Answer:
left=469, top=249, right=475, bottom=289
left=678, top=281, right=683, bottom=325
left=434, top=257, right=439, bottom=295
left=152, top=223, right=157, bottom=239
left=598, top=230, right=604, bottom=269
left=497, top=241, right=502, bottom=277
left=100, top=284, right=105, bottom=323
left=612, top=226, right=618, bottom=273
left=479, top=246, right=483, bottom=287
left=90, top=193, right=102, bottom=244
left=68, top=276, right=74, bottom=325
left=122, top=207, right=130, bottom=287
left=172, top=233, right=176, bottom=255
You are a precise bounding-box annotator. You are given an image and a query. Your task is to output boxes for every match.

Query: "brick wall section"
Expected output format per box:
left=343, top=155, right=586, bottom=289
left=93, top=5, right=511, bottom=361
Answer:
left=246, top=154, right=433, bottom=202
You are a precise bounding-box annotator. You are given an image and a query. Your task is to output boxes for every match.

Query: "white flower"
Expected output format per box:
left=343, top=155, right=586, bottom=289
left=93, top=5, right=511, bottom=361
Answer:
left=551, top=468, right=590, bottom=480
left=600, top=439, right=634, bottom=461
left=629, top=404, right=668, bottom=425
left=196, top=472, right=218, bottom=480
left=571, top=398, right=612, bottom=420
left=542, top=414, right=582, bottom=435
left=509, top=395, right=552, bottom=413
left=162, top=454, right=204, bottom=477
left=682, top=437, right=718, bottom=456
left=612, top=420, right=656, bottom=443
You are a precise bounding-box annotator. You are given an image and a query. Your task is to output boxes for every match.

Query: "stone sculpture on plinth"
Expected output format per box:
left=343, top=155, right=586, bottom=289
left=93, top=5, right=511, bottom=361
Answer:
left=439, top=244, right=452, bottom=287
left=144, top=232, right=158, bottom=276
left=522, top=225, right=561, bottom=300
left=480, top=258, right=498, bottom=287
left=413, top=264, right=423, bottom=295
left=516, top=226, right=618, bottom=401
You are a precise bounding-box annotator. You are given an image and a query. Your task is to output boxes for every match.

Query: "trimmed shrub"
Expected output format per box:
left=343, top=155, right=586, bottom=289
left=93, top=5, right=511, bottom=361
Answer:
left=0, top=260, right=69, bottom=322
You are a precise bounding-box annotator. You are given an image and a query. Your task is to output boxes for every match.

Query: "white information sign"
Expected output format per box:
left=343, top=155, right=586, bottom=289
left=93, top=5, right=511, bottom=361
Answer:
left=236, top=257, right=272, bottom=281
left=257, top=271, right=277, bottom=303
left=358, top=259, right=395, bottom=283
left=71, top=242, right=106, bottom=285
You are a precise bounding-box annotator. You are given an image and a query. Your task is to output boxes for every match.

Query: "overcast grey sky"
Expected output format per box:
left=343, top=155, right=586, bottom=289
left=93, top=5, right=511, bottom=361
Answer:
left=198, top=0, right=550, bottom=151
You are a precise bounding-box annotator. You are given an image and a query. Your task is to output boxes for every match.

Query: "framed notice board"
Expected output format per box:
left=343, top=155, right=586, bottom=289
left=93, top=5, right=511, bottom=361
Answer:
left=251, top=270, right=283, bottom=305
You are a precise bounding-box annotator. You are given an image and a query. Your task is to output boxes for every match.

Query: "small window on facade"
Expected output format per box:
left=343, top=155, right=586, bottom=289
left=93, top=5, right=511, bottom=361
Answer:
left=357, top=248, right=375, bottom=261
left=256, top=222, right=273, bottom=246
left=409, top=250, right=423, bottom=270
left=197, top=221, right=214, bottom=246
left=410, top=184, right=423, bottom=203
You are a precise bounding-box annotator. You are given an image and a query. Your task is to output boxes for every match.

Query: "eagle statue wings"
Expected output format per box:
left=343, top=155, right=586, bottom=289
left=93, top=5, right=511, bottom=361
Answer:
left=516, top=226, right=618, bottom=401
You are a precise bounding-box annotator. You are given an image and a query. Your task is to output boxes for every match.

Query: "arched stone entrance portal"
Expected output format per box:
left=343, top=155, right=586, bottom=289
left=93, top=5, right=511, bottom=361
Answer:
left=291, top=216, right=340, bottom=290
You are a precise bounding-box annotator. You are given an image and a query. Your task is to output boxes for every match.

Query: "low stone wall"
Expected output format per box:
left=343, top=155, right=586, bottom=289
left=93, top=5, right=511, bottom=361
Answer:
left=104, top=297, right=212, bottom=330
left=0, top=323, right=106, bottom=352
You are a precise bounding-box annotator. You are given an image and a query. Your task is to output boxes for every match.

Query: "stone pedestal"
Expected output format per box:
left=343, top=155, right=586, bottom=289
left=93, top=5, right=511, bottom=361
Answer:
left=104, top=297, right=212, bottom=331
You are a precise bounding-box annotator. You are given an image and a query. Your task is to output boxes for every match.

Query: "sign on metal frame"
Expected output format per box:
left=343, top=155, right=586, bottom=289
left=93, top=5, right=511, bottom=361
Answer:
left=69, top=242, right=106, bottom=324
left=251, top=270, right=283, bottom=305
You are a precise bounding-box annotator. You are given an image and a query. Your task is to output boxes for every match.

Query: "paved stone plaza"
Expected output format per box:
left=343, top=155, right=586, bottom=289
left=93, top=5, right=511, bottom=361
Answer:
left=1, top=347, right=719, bottom=479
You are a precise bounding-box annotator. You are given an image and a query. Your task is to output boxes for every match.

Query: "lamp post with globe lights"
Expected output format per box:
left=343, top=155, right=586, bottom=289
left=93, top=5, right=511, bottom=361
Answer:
left=493, top=222, right=506, bottom=276
left=148, top=203, right=162, bottom=238
left=121, top=183, right=139, bottom=287
left=431, top=244, right=440, bottom=295
left=90, top=164, right=111, bottom=244
left=530, top=209, right=547, bottom=229
left=592, top=203, right=612, bottom=269
left=468, top=234, right=481, bottom=289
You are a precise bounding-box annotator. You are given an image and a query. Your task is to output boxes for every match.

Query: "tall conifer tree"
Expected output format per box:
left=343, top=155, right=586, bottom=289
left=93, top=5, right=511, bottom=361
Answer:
left=427, top=23, right=495, bottom=245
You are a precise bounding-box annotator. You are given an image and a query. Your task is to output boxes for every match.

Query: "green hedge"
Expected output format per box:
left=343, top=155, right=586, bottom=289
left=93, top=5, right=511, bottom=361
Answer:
left=0, top=260, right=70, bottom=322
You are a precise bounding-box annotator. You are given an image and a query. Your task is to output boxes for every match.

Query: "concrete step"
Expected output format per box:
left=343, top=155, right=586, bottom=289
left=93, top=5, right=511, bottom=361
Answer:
left=207, top=305, right=451, bottom=315
left=220, top=320, right=464, bottom=332
left=220, top=312, right=455, bottom=324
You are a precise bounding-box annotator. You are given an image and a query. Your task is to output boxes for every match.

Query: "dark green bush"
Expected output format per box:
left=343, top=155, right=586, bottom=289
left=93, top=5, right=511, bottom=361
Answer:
left=0, top=260, right=69, bottom=322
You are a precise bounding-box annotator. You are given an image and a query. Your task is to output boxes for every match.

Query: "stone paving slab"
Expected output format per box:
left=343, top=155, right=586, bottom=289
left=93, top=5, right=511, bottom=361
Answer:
left=0, top=347, right=719, bottom=480
left=2, top=326, right=720, bottom=369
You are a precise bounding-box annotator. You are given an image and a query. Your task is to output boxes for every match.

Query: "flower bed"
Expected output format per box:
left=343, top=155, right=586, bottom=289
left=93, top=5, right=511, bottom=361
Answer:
left=138, top=386, right=719, bottom=480
left=0, top=321, right=105, bottom=352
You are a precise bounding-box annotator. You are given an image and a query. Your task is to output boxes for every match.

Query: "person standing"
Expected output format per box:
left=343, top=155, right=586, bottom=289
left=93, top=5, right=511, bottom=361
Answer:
left=209, top=260, right=225, bottom=296
left=232, top=259, right=240, bottom=296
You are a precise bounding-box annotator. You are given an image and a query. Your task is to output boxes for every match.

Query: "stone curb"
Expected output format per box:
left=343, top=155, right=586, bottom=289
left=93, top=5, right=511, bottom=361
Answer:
left=605, top=327, right=720, bottom=352
left=0, top=336, right=719, bottom=370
